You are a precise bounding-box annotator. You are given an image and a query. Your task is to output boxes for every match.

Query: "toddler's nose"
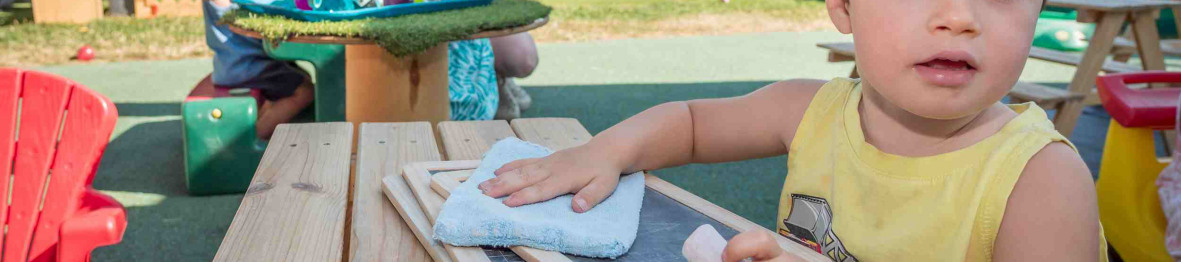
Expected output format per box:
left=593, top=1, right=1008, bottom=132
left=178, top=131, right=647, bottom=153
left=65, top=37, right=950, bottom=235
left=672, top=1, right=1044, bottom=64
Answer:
left=928, top=0, right=980, bottom=37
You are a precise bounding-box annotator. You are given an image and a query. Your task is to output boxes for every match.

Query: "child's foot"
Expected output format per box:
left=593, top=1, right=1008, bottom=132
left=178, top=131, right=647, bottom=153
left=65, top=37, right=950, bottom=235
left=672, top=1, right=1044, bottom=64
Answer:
left=495, top=80, right=521, bottom=120
left=256, top=80, right=314, bottom=139
left=504, top=78, right=532, bottom=110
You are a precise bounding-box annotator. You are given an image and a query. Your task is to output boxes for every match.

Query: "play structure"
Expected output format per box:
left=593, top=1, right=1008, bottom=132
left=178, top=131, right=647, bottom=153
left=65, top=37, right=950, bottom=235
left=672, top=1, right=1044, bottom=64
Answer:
left=1095, top=71, right=1180, bottom=261
left=181, top=0, right=550, bottom=195
left=0, top=68, right=127, bottom=262
left=183, top=42, right=344, bottom=195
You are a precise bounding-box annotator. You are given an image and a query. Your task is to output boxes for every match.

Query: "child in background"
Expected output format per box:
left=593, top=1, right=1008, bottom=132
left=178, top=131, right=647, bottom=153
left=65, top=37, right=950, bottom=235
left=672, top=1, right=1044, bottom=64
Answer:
left=204, top=0, right=315, bottom=139
left=477, top=0, right=1106, bottom=261
left=1159, top=93, right=1181, bottom=260
left=449, top=32, right=539, bottom=120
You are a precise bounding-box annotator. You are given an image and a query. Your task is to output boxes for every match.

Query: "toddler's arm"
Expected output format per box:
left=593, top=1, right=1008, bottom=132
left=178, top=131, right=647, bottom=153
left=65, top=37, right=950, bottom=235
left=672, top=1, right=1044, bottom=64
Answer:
left=993, top=143, right=1100, bottom=261
left=478, top=79, right=825, bottom=212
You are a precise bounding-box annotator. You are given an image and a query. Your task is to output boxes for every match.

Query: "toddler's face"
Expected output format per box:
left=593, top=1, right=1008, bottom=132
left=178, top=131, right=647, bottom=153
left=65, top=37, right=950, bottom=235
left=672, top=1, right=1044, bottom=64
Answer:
left=831, top=0, right=1042, bottom=119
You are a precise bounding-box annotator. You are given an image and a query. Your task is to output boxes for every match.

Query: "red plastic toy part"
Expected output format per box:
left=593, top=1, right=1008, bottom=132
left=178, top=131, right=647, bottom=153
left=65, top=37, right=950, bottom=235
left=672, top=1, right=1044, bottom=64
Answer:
left=0, top=68, right=126, bottom=262
left=184, top=74, right=264, bottom=106
left=1096, top=71, right=1181, bottom=130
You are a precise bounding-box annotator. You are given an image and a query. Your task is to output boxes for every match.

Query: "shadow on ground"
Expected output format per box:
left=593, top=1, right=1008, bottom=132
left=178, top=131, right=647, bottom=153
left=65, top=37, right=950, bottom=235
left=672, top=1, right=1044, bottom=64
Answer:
left=114, top=102, right=182, bottom=117
left=90, top=117, right=241, bottom=261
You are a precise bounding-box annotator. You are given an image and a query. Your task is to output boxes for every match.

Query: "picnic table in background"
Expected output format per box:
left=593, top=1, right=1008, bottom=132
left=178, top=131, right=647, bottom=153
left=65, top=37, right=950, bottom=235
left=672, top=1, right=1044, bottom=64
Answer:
left=211, top=118, right=830, bottom=261
left=1041, top=0, right=1181, bottom=137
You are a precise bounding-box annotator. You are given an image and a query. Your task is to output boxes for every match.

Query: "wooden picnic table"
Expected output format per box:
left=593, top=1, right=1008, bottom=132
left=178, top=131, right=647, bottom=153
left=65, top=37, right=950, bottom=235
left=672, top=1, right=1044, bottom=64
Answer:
left=1042, top=0, right=1181, bottom=136
left=211, top=118, right=829, bottom=261
left=228, top=18, right=548, bottom=126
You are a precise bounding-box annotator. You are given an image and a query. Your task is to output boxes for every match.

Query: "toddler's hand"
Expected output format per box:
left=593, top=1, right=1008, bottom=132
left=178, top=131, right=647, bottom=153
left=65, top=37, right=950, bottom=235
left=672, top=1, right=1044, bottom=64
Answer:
left=722, top=231, right=801, bottom=262
left=478, top=144, right=627, bottom=213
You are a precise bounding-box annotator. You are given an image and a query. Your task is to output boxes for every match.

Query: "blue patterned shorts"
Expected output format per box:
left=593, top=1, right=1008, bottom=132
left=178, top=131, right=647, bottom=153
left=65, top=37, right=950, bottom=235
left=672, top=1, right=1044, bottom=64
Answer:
left=448, top=39, right=498, bottom=121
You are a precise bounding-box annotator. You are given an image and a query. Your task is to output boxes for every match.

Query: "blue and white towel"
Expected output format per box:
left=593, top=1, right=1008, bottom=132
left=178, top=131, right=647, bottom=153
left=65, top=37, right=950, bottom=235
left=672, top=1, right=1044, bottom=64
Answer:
left=433, top=138, right=645, bottom=258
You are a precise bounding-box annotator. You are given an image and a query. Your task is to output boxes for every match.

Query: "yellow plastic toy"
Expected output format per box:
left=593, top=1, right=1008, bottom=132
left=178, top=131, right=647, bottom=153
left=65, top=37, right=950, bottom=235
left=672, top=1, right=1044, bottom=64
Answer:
left=1095, top=71, right=1179, bottom=261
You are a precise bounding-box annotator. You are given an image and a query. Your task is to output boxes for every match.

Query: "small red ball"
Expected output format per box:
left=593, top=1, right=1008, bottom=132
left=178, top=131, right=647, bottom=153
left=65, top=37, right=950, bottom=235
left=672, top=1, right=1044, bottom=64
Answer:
left=76, top=45, right=95, bottom=61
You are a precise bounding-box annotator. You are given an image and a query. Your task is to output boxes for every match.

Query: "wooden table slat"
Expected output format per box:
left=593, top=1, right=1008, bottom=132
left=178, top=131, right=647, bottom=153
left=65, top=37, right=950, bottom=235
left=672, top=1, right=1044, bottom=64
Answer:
left=437, top=120, right=517, bottom=161
left=509, top=118, right=593, bottom=151
left=351, top=122, right=442, bottom=262
left=214, top=122, right=353, bottom=262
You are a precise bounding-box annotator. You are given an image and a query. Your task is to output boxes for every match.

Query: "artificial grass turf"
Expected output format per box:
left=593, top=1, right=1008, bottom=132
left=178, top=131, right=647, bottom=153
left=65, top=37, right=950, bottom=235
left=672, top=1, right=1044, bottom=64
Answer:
left=220, top=0, right=551, bottom=56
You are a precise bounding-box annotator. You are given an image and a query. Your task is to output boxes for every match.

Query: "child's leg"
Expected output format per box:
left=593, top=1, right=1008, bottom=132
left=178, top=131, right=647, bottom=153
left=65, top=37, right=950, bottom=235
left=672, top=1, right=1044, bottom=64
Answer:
left=257, top=79, right=313, bottom=139
left=224, top=62, right=314, bottom=139
left=1159, top=163, right=1181, bottom=259
left=253, top=63, right=314, bottom=139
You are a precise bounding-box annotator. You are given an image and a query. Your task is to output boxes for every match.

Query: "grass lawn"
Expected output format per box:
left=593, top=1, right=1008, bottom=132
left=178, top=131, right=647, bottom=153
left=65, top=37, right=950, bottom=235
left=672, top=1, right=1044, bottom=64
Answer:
left=0, top=0, right=829, bottom=67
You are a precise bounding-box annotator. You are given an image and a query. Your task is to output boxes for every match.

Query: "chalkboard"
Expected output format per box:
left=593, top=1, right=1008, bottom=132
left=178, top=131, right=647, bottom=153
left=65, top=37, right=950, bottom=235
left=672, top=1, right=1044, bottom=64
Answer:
left=478, top=187, right=741, bottom=262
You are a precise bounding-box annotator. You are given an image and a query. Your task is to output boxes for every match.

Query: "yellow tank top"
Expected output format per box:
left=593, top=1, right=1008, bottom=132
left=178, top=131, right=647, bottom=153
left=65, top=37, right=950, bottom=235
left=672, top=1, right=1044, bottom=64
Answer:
left=775, top=78, right=1107, bottom=261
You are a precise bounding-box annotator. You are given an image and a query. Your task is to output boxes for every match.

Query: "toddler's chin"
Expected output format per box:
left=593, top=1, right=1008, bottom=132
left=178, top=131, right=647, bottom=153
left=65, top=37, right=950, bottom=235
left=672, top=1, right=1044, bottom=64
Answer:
left=900, top=103, right=984, bottom=121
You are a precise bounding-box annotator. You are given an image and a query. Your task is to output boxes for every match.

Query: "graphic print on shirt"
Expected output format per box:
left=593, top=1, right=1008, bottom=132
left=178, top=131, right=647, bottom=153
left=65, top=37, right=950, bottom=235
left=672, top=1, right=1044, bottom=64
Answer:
left=779, top=194, right=857, bottom=262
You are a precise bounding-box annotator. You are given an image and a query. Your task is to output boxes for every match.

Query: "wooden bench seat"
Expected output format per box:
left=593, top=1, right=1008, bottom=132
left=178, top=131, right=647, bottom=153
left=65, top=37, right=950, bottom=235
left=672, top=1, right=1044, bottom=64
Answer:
left=1112, top=37, right=1181, bottom=61
left=1009, top=82, right=1087, bottom=109
left=1028, top=46, right=1143, bottom=73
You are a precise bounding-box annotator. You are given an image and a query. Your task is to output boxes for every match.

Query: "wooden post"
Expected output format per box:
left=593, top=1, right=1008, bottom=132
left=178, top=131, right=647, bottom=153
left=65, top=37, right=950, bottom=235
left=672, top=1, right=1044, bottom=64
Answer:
left=345, top=44, right=452, bottom=126
left=1057, top=11, right=1126, bottom=137
left=1130, top=9, right=1169, bottom=88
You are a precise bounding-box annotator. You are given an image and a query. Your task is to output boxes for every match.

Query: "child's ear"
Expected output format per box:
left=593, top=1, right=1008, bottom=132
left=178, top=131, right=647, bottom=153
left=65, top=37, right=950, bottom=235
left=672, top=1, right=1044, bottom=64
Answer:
left=826, top=0, right=852, bottom=34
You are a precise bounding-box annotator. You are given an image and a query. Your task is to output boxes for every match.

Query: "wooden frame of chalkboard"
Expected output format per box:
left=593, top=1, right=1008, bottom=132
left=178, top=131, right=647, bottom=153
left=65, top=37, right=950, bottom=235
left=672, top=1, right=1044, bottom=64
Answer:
left=390, top=160, right=826, bottom=262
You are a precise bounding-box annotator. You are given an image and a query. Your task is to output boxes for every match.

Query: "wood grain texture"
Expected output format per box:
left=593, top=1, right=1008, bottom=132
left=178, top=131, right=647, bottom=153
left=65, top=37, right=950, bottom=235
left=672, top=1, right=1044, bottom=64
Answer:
left=509, top=118, right=593, bottom=151
left=381, top=175, right=450, bottom=262
left=352, top=122, right=442, bottom=262
left=437, top=120, right=516, bottom=161
left=400, top=161, right=488, bottom=262
left=1130, top=9, right=1169, bottom=89
left=1058, top=11, right=1128, bottom=137
left=214, top=123, right=353, bottom=262
left=345, top=44, right=451, bottom=126
left=1028, top=46, right=1142, bottom=73
left=402, top=161, right=481, bottom=223
left=430, top=170, right=471, bottom=198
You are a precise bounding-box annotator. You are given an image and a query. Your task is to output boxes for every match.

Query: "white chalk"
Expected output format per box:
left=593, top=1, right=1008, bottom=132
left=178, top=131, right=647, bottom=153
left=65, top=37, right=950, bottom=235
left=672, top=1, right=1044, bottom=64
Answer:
left=682, top=224, right=728, bottom=262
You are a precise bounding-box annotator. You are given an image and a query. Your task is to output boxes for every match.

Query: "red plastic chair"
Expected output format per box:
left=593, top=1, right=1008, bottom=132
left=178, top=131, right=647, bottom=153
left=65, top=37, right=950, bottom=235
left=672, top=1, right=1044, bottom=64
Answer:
left=0, top=68, right=126, bottom=262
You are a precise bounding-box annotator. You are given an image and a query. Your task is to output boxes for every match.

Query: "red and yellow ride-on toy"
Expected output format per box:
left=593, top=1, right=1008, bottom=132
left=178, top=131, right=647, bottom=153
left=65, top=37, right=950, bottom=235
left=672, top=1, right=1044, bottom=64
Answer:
left=1095, top=71, right=1181, bottom=261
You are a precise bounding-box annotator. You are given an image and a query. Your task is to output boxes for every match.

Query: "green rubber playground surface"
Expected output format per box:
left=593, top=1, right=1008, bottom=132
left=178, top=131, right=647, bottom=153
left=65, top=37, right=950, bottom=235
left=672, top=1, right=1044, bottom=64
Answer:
left=32, top=32, right=1156, bottom=261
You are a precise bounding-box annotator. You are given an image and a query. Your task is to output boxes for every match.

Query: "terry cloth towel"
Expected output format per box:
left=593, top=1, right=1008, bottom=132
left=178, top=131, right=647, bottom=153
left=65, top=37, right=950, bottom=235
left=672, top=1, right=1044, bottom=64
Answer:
left=432, top=137, right=645, bottom=258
